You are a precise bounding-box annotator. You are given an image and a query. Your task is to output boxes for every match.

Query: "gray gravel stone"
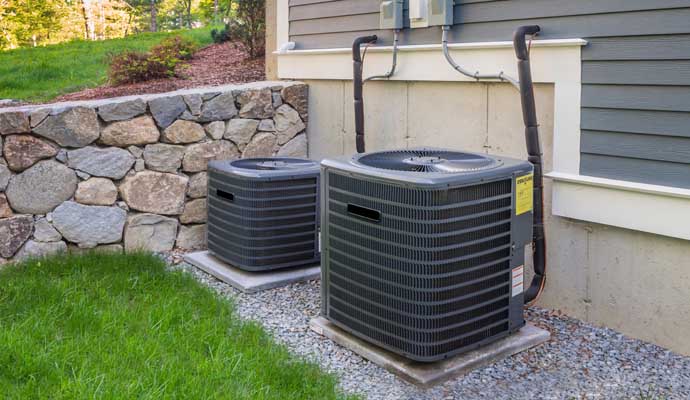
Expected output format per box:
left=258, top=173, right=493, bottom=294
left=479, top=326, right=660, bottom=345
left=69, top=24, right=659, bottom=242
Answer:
left=149, top=95, right=187, bottom=128
left=199, top=93, right=237, bottom=122
left=98, top=99, right=147, bottom=122
left=5, top=160, right=77, bottom=214
left=32, top=107, right=99, bottom=148
left=52, top=201, right=126, bottom=245
left=170, top=261, right=690, bottom=400
left=124, top=213, right=178, bottom=252
left=67, top=146, right=135, bottom=179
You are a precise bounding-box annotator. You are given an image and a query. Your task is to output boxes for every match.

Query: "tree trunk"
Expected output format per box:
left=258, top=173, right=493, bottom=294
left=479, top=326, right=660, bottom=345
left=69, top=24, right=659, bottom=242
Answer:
left=80, top=0, right=89, bottom=40
left=213, top=0, right=219, bottom=24
left=186, top=0, right=192, bottom=29
left=150, top=0, right=157, bottom=32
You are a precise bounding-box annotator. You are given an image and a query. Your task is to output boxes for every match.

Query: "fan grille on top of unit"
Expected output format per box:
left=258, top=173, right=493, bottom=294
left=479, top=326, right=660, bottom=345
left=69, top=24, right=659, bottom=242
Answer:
left=230, top=158, right=318, bottom=171
left=357, top=149, right=499, bottom=173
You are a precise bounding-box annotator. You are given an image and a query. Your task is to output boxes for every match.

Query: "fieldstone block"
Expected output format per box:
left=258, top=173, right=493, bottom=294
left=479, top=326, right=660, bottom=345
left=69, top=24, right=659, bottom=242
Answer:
left=237, top=89, right=274, bottom=119
left=14, top=240, right=67, bottom=261
left=274, top=104, right=305, bottom=145
left=0, top=164, right=8, bottom=191
left=258, top=119, right=275, bottom=132
left=187, top=172, right=208, bottom=199
left=183, top=94, right=203, bottom=116
left=0, top=215, right=33, bottom=258
left=176, top=224, right=206, bottom=250
left=224, top=119, right=259, bottom=150
left=100, top=115, right=160, bottom=147
left=5, top=160, right=77, bottom=214
left=119, top=171, right=188, bottom=215
left=242, top=132, right=277, bottom=158
left=199, top=93, right=237, bottom=122
left=3, top=134, right=58, bottom=171
left=124, top=213, right=178, bottom=252
left=128, top=145, right=143, bottom=158
left=149, top=95, right=187, bottom=128
left=33, top=218, right=62, bottom=242
left=180, top=198, right=207, bottom=224
left=162, top=120, right=206, bottom=144
left=30, top=108, right=51, bottom=128
left=182, top=140, right=239, bottom=172
left=281, top=84, right=309, bottom=121
left=143, top=143, right=185, bottom=173
left=67, top=146, right=134, bottom=179
left=0, top=111, right=30, bottom=135
left=32, top=107, right=99, bottom=147
left=52, top=201, right=126, bottom=245
left=277, top=134, right=308, bottom=158
left=98, top=99, right=147, bottom=122
left=75, top=178, right=118, bottom=206
left=204, top=121, right=225, bottom=140
left=0, top=193, right=12, bottom=218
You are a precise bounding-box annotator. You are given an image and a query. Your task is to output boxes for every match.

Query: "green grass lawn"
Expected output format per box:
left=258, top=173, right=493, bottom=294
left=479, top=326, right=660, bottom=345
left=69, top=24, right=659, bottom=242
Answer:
left=0, top=252, right=354, bottom=399
left=0, top=28, right=215, bottom=103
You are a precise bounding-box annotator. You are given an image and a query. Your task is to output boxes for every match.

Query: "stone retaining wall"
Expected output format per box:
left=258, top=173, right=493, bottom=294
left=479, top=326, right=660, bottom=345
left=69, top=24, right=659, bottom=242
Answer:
left=0, top=81, right=309, bottom=263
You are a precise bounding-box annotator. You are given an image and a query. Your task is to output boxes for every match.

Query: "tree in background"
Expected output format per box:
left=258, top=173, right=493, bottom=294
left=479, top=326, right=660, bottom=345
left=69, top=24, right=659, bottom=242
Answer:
left=231, top=0, right=263, bottom=58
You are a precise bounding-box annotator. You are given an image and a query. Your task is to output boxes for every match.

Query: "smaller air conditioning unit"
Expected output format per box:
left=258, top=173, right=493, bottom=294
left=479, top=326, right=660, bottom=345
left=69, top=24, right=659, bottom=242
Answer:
left=321, top=148, right=534, bottom=361
left=207, top=158, right=321, bottom=272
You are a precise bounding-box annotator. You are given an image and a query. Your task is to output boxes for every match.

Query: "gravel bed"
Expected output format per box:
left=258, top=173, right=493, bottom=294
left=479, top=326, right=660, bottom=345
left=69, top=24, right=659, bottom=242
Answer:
left=169, top=256, right=690, bottom=400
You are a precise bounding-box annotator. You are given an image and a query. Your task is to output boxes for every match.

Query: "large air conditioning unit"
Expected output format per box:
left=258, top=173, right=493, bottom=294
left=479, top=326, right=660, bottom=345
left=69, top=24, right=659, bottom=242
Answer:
left=207, top=158, right=321, bottom=272
left=320, top=148, right=534, bottom=362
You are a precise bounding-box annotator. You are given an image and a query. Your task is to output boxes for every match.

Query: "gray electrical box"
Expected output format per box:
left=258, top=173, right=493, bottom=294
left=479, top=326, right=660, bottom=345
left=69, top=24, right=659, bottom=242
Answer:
left=428, top=0, right=454, bottom=26
left=380, top=0, right=404, bottom=30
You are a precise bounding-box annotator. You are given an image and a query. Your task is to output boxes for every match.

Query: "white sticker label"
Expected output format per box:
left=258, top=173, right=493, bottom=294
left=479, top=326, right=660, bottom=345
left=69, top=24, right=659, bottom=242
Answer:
left=512, top=266, right=524, bottom=297
left=318, top=231, right=322, bottom=253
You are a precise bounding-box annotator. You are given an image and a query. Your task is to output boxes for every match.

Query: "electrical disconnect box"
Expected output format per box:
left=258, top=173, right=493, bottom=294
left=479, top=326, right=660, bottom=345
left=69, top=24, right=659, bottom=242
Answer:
left=399, top=0, right=453, bottom=29
left=380, top=0, right=404, bottom=30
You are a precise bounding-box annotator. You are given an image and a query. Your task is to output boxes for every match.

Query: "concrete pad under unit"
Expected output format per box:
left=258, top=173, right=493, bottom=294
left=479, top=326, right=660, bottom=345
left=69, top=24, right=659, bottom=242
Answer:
left=310, top=316, right=550, bottom=387
left=184, top=251, right=320, bottom=293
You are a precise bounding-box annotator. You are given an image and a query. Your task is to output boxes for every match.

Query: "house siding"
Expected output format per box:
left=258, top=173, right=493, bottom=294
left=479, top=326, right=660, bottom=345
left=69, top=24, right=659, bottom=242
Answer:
left=288, top=0, right=690, bottom=188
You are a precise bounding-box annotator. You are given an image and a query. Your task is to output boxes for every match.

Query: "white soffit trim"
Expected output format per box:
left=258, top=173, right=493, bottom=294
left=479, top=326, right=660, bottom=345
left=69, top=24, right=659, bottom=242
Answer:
left=548, top=172, right=690, bottom=241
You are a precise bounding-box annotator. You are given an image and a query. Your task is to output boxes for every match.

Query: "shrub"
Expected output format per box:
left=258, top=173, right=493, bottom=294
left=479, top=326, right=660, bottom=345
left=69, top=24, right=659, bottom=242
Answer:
left=209, top=0, right=265, bottom=58
left=107, top=35, right=197, bottom=85
left=107, top=51, right=169, bottom=85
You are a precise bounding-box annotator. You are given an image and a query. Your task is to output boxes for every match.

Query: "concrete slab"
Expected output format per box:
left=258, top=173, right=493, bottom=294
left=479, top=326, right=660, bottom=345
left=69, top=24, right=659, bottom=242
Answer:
left=184, top=251, right=321, bottom=293
left=310, top=316, right=550, bottom=387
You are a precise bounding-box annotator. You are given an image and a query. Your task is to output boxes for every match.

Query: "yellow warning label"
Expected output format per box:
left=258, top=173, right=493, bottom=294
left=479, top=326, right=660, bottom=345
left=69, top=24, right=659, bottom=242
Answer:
left=515, top=173, right=534, bottom=215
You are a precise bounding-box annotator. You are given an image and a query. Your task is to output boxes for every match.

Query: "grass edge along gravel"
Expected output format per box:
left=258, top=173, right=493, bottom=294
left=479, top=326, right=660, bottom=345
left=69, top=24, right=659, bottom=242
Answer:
left=0, top=251, right=357, bottom=399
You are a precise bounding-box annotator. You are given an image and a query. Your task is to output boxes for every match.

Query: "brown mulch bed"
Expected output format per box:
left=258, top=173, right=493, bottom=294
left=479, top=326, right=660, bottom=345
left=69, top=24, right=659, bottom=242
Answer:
left=54, top=42, right=265, bottom=103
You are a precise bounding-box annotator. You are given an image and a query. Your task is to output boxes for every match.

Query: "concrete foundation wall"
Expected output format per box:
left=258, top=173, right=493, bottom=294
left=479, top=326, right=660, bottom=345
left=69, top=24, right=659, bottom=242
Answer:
left=303, top=79, right=690, bottom=356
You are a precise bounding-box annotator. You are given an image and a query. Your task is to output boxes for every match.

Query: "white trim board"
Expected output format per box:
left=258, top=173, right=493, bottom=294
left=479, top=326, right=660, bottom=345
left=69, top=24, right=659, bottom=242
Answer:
left=549, top=173, right=690, bottom=241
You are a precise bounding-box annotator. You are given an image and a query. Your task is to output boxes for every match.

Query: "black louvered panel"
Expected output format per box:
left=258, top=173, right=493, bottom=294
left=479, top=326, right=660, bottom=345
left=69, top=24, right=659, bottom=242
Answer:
left=325, top=172, right=513, bottom=360
left=207, top=165, right=320, bottom=271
